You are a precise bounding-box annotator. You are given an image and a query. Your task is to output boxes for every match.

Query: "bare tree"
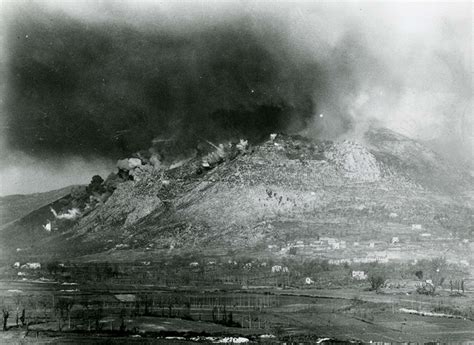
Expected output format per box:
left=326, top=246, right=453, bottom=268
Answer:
left=2, top=309, right=9, bottom=331
left=19, top=309, right=26, bottom=327
left=55, top=298, right=75, bottom=331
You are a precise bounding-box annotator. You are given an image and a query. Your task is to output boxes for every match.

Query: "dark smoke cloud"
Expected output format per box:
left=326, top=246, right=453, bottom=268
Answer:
left=4, top=3, right=329, bottom=159
left=1, top=1, right=471, bottom=195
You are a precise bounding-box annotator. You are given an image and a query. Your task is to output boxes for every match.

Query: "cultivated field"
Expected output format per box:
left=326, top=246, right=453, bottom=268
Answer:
left=1, top=252, right=473, bottom=343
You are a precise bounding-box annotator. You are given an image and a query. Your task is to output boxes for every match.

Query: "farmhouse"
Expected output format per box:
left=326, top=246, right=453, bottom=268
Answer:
left=352, top=271, right=367, bottom=280
left=271, top=265, right=281, bottom=273
left=271, top=265, right=289, bottom=273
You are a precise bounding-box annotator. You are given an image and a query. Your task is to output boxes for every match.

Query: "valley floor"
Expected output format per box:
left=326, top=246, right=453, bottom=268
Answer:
left=0, top=277, right=473, bottom=344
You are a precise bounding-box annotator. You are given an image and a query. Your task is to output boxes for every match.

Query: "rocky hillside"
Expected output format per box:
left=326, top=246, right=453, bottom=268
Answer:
left=0, top=127, right=472, bottom=264
left=364, top=127, right=471, bottom=195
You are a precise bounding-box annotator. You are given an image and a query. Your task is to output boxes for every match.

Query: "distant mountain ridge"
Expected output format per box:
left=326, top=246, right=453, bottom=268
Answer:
left=0, top=186, right=75, bottom=226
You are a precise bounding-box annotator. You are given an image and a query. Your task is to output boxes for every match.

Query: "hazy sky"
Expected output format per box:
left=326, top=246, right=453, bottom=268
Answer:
left=0, top=0, right=472, bottom=195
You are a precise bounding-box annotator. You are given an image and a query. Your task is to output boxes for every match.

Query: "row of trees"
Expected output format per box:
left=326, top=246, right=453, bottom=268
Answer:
left=2, top=308, right=26, bottom=331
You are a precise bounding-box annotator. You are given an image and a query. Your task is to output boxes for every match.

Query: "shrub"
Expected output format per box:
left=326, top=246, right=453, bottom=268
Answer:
left=368, top=273, right=386, bottom=291
left=415, top=270, right=423, bottom=280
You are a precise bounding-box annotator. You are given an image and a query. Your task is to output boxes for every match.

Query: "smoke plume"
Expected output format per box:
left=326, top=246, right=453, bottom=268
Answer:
left=0, top=1, right=471, bottom=194
left=3, top=2, right=329, bottom=158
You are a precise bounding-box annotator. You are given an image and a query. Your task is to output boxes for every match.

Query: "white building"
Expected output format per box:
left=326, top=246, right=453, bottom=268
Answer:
left=271, top=265, right=282, bottom=273
left=272, top=265, right=289, bottom=273
left=21, top=263, right=41, bottom=269
left=352, top=271, right=367, bottom=280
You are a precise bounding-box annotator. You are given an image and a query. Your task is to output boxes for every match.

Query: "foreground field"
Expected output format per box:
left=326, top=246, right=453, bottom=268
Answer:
left=0, top=263, right=473, bottom=343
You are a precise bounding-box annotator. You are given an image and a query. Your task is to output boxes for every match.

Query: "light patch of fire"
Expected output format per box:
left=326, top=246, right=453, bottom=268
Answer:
left=42, top=220, right=52, bottom=232
left=50, top=207, right=81, bottom=220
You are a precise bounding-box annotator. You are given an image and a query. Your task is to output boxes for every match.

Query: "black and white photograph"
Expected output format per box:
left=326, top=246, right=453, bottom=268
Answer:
left=0, top=0, right=472, bottom=343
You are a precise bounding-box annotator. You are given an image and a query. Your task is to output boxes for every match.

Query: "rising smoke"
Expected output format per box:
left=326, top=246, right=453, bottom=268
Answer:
left=0, top=1, right=472, bottom=195
left=3, top=2, right=330, bottom=158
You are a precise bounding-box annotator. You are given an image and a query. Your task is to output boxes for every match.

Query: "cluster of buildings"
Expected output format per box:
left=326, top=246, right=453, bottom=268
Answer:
left=328, top=253, right=389, bottom=266
left=275, top=237, right=349, bottom=254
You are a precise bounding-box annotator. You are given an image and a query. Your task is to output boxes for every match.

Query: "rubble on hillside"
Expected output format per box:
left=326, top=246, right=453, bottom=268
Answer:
left=46, top=135, right=382, bottom=238
left=43, top=136, right=251, bottom=234
left=259, top=134, right=329, bottom=161
left=201, top=139, right=250, bottom=170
